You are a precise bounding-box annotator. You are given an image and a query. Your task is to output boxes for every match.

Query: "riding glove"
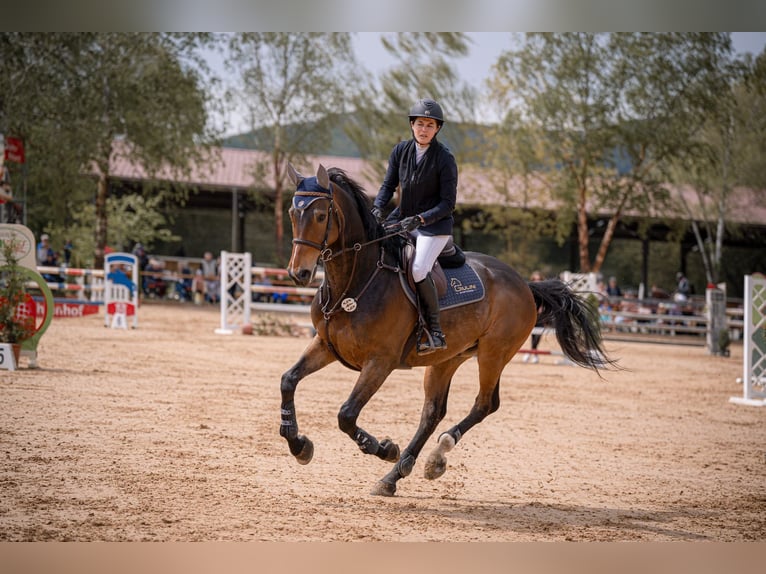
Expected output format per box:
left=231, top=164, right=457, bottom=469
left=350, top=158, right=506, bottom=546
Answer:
left=371, top=207, right=384, bottom=224
left=400, top=215, right=423, bottom=232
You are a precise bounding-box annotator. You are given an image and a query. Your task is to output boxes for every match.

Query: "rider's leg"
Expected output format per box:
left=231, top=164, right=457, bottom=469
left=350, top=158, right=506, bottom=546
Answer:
left=415, top=273, right=447, bottom=354
left=412, top=233, right=450, bottom=355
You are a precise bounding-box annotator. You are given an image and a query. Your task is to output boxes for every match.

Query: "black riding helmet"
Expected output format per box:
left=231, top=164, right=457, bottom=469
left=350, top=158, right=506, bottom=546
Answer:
left=408, top=98, right=444, bottom=127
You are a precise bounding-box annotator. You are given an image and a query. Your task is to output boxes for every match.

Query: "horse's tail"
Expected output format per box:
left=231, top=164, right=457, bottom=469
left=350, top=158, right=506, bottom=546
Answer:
left=528, top=279, right=618, bottom=373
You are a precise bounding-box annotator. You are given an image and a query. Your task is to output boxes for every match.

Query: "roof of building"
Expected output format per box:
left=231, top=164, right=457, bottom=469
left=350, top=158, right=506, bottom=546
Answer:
left=108, top=143, right=766, bottom=226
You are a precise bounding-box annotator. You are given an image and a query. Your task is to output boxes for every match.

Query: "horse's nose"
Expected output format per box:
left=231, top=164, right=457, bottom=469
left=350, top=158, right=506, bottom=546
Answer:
left=289, top=267, right=313, bottom=287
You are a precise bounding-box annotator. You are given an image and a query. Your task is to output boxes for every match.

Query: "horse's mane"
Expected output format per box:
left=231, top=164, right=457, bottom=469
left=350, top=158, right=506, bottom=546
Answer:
left=327, top=167, right=385, bottom=242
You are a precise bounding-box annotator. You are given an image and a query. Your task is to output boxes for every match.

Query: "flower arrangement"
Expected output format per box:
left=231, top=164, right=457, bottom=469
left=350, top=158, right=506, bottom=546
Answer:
left=0, top=238, right=36, bottom=344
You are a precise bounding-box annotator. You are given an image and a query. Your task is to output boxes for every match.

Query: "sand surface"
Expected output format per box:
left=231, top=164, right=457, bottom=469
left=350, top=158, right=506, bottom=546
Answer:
left=1, top=302, right=764, bottom=541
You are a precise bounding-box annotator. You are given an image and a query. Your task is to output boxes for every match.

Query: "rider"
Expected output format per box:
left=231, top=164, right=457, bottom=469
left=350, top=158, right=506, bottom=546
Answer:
left=371, top=98, right=458, bottom=355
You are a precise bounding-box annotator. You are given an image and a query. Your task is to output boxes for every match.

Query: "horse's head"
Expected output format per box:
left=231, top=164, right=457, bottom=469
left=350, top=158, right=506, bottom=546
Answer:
left=286, top=163, right=339, bottom=286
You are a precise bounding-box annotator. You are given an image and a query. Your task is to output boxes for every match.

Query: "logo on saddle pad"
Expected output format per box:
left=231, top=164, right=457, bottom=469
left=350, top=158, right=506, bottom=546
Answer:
left=449, top=277, right=478, bottom=295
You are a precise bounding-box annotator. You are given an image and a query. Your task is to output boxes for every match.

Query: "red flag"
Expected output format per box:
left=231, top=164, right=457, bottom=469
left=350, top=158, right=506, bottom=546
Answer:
left=4, top=137, right=24, bottom=164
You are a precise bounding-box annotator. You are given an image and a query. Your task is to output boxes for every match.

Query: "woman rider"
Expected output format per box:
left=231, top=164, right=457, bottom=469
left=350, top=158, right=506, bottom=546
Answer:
left=371, top=98, right=458, bottom=355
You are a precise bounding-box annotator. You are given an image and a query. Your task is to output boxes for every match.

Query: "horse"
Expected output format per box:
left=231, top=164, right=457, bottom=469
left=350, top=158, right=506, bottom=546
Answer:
left=279, top=163, right=614, bottom=497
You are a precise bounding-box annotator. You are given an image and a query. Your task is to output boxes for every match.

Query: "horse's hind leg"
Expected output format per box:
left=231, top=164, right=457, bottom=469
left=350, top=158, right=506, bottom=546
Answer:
left=371, top=357, right=466, bottom=497
left=424, top=350, right=507, bottom=481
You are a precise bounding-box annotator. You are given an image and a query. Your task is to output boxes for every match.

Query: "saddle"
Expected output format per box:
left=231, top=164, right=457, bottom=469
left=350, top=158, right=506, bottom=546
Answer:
left=400, top=236, right=466, bottom=297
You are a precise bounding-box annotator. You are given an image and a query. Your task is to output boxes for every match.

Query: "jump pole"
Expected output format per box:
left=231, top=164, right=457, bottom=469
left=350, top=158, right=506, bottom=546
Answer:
left=518, top=327, right=575, bottom=366
left=730, top=273, right=766, bottom=407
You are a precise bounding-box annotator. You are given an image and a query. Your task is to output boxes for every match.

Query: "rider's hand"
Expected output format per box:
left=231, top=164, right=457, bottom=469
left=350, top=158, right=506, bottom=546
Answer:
left=400, top=215, right=423, bottom=232
left=371, top=207, right=384, bottom=224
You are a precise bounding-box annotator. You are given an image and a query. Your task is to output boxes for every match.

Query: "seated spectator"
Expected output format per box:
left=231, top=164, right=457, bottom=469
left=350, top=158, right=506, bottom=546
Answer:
left=192, top=269, right=206, bottom=305
left=174, top=264, right=193, bottom=302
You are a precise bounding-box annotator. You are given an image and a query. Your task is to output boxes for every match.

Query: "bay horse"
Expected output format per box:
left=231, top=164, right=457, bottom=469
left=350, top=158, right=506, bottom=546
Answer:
left=280, top=163, right=613, bottom=497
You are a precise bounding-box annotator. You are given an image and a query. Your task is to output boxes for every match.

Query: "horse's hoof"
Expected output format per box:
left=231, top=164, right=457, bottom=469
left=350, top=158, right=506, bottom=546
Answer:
left=295, top=435, right=314, bottom=465
left=370, top=480, right=396, bottom=497
left=423, top=453, right=447, bottom=480
left=423, top=433, right=455, bottom=480
left=379, top=438, right=400, bottom=462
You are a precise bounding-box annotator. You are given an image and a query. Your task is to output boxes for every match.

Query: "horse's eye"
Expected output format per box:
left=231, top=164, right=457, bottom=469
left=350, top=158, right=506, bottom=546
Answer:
left=316, top=212, right=327, bottom=223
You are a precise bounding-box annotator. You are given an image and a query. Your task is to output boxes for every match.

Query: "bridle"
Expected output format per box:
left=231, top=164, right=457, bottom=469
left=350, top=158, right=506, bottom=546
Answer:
left=291, top=181, right=405, bottom=321
left=291, top=189, right=337, bottom=262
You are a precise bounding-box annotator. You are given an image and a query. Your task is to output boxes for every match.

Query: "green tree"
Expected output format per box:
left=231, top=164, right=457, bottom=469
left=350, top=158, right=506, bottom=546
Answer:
left=488, top=33, right=733, bottom=274
left=478, top=104, right=558, bottom=270
left=0, top=33, right=220, bottom=267
left=345, top=33, right=475, bottom=175
left=669, top=48, right=766, bottom=284
left=225, top=33, right=358, bottom=265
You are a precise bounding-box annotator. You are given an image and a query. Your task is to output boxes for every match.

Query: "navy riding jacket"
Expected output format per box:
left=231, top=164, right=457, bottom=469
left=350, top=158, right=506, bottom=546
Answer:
left=373, top=137, right=458, bottom=236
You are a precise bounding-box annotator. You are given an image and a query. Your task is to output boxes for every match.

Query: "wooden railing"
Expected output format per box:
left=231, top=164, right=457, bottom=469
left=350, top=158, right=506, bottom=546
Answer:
left=598, top=296, right=744, bottom=344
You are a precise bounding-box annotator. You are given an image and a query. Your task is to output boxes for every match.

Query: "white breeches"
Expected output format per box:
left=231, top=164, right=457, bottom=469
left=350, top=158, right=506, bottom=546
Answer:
left=412, top=232, right=450, bottom=283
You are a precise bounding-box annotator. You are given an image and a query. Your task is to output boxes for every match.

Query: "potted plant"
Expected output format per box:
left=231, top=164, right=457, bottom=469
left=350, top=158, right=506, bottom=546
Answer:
left=0, top=238, right=35, bottom=364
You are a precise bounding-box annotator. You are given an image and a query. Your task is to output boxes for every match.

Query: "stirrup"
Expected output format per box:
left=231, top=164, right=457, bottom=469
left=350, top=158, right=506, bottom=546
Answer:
left=417, top=330, right=447, bottom=355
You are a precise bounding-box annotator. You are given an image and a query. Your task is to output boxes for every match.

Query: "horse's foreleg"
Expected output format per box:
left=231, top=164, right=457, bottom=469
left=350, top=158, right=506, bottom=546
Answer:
left=337, top=364, right=399, bottom=463
left=280, top=336, right=337, bottom=464
left=371, top=359, right=464, bottom=497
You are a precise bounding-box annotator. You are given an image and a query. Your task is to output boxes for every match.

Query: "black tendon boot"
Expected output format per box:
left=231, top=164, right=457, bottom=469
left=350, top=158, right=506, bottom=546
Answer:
left=415, top=273, right=447, bottom=355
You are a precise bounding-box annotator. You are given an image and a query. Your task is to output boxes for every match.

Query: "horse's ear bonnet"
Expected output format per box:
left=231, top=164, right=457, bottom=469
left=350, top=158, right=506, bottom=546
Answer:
left=290, top=163, right=333, bottom=209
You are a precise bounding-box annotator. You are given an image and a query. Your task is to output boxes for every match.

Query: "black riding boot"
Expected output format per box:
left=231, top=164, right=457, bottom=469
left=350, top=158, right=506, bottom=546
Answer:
left=415, top=273, right=447, bottom=355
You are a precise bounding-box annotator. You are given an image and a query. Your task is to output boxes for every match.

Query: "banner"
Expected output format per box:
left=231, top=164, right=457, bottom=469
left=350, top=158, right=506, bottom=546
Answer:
left=4, top=136, right=25, bottom=164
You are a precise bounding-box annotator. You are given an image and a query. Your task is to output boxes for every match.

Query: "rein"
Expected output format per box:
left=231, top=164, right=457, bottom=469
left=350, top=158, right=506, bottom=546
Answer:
left=320, top=227, right=403, bottom=263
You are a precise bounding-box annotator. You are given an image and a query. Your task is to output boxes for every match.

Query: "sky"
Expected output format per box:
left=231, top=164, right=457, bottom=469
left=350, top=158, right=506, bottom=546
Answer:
left=353, top=32, right=766, bottom=86
left=217, top=32, right=766, bottom=135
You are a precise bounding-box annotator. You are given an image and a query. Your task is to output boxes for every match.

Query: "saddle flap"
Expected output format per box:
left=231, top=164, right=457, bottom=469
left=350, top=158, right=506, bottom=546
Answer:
left=402, top=241, right=447, bottom=297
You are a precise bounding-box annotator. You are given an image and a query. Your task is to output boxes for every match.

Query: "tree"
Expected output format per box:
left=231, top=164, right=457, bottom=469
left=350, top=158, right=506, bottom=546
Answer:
left=478, top=103, right=559, bottom=271
left=0, top=33, right=220, bottom=267
left=225, top=33, right=358, bottom=265
left=669, top=48, right=766, bottom=284
left=488, top=33, right=734, bottom=274
left=345, top=33, right=475, bottom=173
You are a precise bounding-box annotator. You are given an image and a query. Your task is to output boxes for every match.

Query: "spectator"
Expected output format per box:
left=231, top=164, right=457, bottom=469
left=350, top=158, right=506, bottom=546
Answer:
left=201, top=251, right=220, bottom=304
left=63, top=239, right=73, bottom=267
left=675, top=272, right=690, bottom=302
left=36, top=233, right=60, bottom=282
left=132, top=242, right=149, bottom=294
left=596, top=277, right=608, bottom=300
left=174, top=263, right=193, bottom=302
left=192, top=269, right=206, bottom=305
left=36, top=233, right=55, bottom=266
left=606, top=276, right=622, bottom=298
